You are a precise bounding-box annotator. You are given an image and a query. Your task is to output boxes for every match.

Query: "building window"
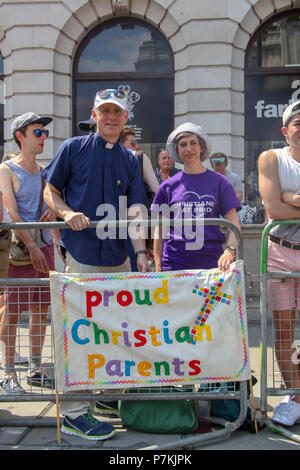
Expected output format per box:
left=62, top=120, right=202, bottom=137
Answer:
left=73, top=18, right=174, bottom=166
left=0, top=53, right=3, bottom=160
left=245, top=10, right=300, bottom=223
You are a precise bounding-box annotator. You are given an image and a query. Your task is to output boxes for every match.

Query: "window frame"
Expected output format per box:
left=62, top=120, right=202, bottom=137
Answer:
left=72, top=17, right=174, bottom=137
left=245, top=9, right=300, bottom=75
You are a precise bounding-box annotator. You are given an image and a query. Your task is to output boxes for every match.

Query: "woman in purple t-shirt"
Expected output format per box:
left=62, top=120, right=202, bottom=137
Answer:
left=151, top=123, right=241, bottom=272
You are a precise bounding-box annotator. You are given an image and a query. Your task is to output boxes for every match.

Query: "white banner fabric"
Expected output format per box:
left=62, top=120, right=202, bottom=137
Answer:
left=50, top=260, right=251, bottom=392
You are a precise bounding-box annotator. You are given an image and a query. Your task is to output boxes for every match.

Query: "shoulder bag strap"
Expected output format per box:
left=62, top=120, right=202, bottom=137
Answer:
left=39, top=172, right=49, bottom=246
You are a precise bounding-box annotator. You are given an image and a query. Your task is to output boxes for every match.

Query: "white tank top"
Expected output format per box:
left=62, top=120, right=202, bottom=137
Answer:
left=270, top=146, right=300, bottom=241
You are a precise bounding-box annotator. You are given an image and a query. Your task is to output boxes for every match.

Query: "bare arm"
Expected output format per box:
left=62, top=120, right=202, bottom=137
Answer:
left=0, top=164, right=49, bottom=273
left=217, top=208, right=241, bottom=271
left=127, top=204, right=149, bottom=273
left=0, top=192, right=3, bottom=222
left=142, top=153, right=159, bottom=194
left=153, top=214, right=167, bottom=272
left=43, top=182, right=90, bottom=230
left=258, top=150, right=300, bottom=219
left=235, top=190, right=243, bottom=202
left=281, top=192, right=300, bottom=207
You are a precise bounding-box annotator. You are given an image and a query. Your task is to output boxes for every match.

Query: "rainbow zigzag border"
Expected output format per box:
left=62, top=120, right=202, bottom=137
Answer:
left=60, top=268, right=248, bottom=388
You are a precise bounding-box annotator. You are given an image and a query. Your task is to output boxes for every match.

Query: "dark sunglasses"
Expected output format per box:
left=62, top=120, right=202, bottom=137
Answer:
left=211, top=157, right=225, bottom=164
left=33, top=129, right=49, bottom=138
left=89, top=125, right=97, bottom=133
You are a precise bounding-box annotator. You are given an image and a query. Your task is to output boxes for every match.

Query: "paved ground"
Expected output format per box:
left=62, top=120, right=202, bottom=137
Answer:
left=1, top=322, right=300, bottom=451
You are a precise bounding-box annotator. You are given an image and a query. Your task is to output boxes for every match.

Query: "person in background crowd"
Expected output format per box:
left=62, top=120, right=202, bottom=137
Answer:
left=119, top=126, right=158, bottom=195
left=155, top=149, right=178, bottom=184
left=0, top=112, right=55, bottom=395
left=78, top=116, right=96, bottom=134
left=42, top=89, right=149, bottom=441
left=2, top=152, right=20, bottom=163
left=258, top=100, right=300, bottom=427
left=210, top=152, right=243, bottom=202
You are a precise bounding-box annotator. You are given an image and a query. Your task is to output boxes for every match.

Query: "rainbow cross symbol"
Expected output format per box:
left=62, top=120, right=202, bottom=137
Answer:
left=189, top=275, right=232, bottom=344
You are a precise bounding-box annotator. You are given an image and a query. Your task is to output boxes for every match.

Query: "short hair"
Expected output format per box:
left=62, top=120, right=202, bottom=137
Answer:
left=210, top=152, right=228, bottom=165
left=13, top=126, right=28, bottom=149
left=158, top=149, right=168, bottom=159
left=2, top=151, right=19, bottom=162
left=119, top=126, right=135, bottom=144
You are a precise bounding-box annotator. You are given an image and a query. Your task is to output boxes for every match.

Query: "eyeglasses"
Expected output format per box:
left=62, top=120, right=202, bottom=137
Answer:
left=33, top=129, right=49, bottom=138
left=96, top=89, right=127, bottom=100
left=126, top=139, right=138, bottom=147
left=211, top=157, right=225, bottom=163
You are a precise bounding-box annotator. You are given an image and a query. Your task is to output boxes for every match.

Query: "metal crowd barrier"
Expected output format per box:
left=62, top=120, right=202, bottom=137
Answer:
left=260, top=219, right=300, bottom=443
left=0, top=219, right=250, bottom=450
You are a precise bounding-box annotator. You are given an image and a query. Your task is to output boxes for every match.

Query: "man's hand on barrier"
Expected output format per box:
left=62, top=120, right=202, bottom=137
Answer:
left=137, top=252, right=150, bottom=273
left=64, top=211, right=90, bottom=231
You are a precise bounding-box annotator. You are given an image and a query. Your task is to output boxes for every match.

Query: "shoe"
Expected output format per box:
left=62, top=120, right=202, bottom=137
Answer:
left=27, top=368, right=55, bottom=389
left=0, top=352, right=28, bottom=365
left=272, top=399, right=300, bottom=426
left=0, top=373, right=25, bottom=394
left=94, top=400, right=119, bottom=416
left=274, top=395, right=294, bottom=410
left=61, top=410, right=116, bottom=440
left=14, top=354, right=29, bottom=365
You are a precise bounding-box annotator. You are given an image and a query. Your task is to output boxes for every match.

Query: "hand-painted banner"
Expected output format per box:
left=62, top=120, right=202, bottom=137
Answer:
left=50, top=260, right=251, bottom=392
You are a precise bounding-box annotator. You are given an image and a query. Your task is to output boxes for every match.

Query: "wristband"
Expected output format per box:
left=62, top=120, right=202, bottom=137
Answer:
left=135, top=249, right=148, bottom=257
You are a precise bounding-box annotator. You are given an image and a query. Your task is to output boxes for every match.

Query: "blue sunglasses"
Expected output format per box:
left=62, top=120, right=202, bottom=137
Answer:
left=33, top=129, right=49, bottom=138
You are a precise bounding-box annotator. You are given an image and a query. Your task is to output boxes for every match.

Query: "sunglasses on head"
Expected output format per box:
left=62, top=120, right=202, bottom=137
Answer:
left=97, top=89, right=127, bottom=100
left=33, top=128, right=49, bottom=138
left=212, top=157, right=225, bottom=163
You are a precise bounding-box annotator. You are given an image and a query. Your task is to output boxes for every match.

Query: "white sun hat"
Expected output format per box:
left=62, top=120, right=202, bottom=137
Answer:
left=166, top=122, right=212, bottom=163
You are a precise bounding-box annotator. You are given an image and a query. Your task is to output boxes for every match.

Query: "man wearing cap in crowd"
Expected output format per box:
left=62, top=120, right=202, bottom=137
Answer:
left=42, top=88, right=149, bottom=441
left=0, top=112, right=55, bottom=395
left=210, top=152, right=243, bottom=202
left=258, top=100, right=300, bottom=427
left=78, top=115, right=96, bottom=134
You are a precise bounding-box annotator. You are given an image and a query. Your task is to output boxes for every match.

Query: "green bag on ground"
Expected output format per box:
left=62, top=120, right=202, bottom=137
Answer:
left=119, top=387, right=198, bottom=434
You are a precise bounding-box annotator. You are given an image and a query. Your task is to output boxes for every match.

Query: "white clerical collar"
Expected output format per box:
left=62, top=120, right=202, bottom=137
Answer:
left=105, top=142, right=114, bottom=149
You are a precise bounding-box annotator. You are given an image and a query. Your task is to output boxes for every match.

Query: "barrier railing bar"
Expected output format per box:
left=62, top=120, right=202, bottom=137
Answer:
left=0, top=218, right=243, bottom=259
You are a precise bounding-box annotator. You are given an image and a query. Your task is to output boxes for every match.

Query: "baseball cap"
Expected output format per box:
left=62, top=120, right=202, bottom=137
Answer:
left=282, top=100, right=300, bottom=127
left=11, top=112, right=53, bottom=136
left=78, top=116, right=95, bottom=131
left=166, top=122, right=212, bottom=163
left=93, top=89, right=128, bottom=112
